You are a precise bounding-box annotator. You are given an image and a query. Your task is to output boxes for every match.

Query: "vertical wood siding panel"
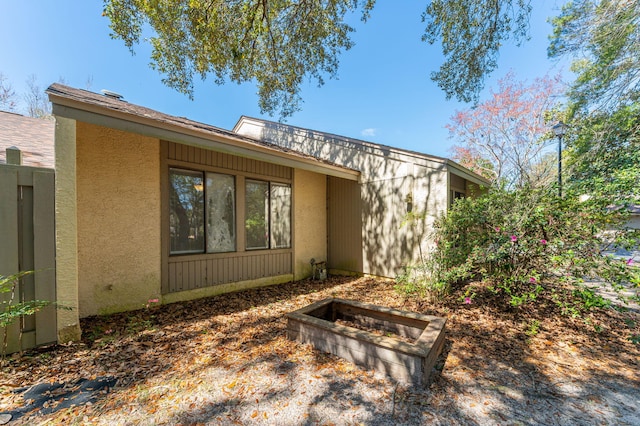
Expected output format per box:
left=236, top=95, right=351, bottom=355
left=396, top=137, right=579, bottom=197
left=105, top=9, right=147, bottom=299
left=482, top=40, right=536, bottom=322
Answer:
left=175, top=144, right=183, bottom=161
left=266, top=253, right=272, bottom=276
left=183, top=261, right=189, bottom=290
left=327, top=177, right=363, bottom=273
left=176, top=262, right=183, bottom=292
left=194, top=147, right=200, bottom=165
left=185, top=261, right=191, bottom=290
left=187, top=261, right=193, bottom=290
left=241, top=256, right=248, bottom=281
left=212, top=258, right=218, bottom=285
left=168, top=263, right=174, bottom=293
left=186, top=146, right=193, bottom=163
left=195, top=259, right=202, bottom=288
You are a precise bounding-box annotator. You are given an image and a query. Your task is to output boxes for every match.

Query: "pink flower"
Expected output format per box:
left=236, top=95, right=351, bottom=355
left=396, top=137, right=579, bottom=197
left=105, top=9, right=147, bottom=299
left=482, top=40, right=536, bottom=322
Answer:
left=510, top=235, right=518, bottom=242
left=464, top=297, right=472, bottom=304
left=529, top=277, right=537, bottom=283
left=494, top=227, right=501, bottom=232
left=627, top=258, right=634, bottom=266
left=104, top=329, right=113, bottom=335
left=540, top=239, right=547, bottom=245
left=148, top=298, right=159, bottom=304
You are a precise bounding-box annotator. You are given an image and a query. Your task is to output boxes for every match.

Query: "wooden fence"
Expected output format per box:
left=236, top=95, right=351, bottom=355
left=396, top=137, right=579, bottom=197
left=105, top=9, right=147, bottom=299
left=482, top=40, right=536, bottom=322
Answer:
left=0, top=148, right=56, bottom=354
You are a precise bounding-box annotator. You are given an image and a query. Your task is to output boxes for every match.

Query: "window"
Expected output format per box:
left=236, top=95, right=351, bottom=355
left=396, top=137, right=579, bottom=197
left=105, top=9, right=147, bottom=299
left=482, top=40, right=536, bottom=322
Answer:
left=206, top=173, right=236, bottom=253
left=454, top=191, right=465, bottom=200
left=169, top=168, right=204, bottom=254
left=170, top=168, right=237, bottom=255
left=245, top=180, right=291, bottom=250
left=270, top=183, right=291, bottom=248
left=245, top=180, right=269, bottom=249
left=169, top=168, right=290, bottom=255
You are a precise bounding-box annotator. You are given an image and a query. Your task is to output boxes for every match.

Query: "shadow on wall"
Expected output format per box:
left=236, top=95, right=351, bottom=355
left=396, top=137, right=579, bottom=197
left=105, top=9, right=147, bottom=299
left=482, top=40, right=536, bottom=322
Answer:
left=259, top=125, right=448, bottom=278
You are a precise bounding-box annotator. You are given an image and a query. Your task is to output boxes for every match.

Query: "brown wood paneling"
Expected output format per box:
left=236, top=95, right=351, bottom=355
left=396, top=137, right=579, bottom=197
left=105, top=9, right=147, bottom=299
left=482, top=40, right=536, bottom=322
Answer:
left=327, top=176, right=363, bottom=273
left=166, top=251, right=292, bottom=293
left=167, top=141, right=291, bottom=179
left=163, top=142, right=294, bottom=295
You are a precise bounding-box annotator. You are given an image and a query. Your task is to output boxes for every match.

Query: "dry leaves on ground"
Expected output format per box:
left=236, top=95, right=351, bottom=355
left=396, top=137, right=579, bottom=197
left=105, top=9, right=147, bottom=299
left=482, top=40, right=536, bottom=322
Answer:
left=1, top=276, right=638, bottom=425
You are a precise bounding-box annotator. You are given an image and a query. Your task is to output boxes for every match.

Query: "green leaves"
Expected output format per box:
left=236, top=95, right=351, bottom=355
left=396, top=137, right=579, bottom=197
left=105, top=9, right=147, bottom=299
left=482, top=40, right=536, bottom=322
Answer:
left=413, top=185, right=637, bottom=310
left=549, top=0, right=640, bottom=111
left=423, top=0, right=532, bottom=103
left=104, top=0, right=537, bottom=117
left=1, top=271, right=53, bottom=356
left=565, top=102, right=640, bottom=208
left=104, top=0, right=373, bottom=118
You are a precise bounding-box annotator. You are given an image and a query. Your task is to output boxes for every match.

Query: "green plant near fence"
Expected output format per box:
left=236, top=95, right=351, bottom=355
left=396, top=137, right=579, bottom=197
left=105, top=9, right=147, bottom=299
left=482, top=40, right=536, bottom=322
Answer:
left=0, top=271, right=51, bottom=359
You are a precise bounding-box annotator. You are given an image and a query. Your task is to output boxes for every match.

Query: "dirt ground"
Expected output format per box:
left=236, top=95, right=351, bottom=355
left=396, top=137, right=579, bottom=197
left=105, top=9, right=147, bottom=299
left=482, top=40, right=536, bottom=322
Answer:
left=1, top=276, right=638, bottom=425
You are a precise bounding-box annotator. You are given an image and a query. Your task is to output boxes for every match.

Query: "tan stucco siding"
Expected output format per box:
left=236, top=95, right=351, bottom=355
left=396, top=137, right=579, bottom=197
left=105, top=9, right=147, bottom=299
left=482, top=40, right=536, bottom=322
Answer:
left=76, top=122, right=161, bottom=316
left=293, top=169, right=327, bottom=279
left=413, top=165, right=449, bottom=262
left=55, top=117, right=81, bottom=342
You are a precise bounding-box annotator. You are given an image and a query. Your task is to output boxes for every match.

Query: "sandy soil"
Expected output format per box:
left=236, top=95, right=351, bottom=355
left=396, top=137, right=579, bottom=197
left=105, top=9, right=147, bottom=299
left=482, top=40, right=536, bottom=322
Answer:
left=1, top=276, right=638, bottom=425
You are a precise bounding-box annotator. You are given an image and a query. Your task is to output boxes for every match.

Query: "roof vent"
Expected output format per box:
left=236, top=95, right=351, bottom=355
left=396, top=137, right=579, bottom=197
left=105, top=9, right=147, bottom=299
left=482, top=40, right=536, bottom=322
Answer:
left=100, top=89, right=124, bottom=101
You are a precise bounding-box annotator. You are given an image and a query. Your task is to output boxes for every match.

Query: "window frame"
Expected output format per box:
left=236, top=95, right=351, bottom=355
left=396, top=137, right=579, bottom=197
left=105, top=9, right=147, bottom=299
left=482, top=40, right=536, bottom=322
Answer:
left=244, top=178, right=292, bottom=251
left=168, top=166, right=292, bottom=257
left=168, top=167, right=205, bottom=255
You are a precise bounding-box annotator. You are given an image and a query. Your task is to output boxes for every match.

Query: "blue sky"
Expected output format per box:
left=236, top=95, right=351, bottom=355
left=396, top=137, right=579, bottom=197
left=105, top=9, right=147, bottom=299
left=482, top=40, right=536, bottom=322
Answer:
left=2, top=1, right=569, bottom=158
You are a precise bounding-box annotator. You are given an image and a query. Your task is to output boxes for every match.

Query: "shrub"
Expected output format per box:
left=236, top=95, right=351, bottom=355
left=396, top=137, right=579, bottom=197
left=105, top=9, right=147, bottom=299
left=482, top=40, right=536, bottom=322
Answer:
left=402, top=185, right=638, bottom=308
left=0, top=271, right=51, bottom=358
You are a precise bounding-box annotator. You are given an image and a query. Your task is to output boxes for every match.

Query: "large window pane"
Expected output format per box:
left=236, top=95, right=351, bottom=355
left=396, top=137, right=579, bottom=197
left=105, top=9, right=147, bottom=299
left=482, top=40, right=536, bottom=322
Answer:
left=206, top=173, right=236, bottom=253
left=270, top=183, right=291, bottom=249
left=169, top=168, right=204, bottom=254
left=245, top=180, right=269, bottom=249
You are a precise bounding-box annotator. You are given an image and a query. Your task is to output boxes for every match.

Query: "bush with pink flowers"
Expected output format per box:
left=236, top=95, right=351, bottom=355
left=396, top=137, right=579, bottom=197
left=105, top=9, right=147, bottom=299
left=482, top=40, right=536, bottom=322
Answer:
left=403, top=185, right=639, bottom=309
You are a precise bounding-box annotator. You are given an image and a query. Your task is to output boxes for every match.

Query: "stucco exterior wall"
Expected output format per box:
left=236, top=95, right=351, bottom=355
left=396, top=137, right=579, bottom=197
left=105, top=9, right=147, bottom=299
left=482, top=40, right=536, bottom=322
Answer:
left=55, top=116, right=81, bottom=342
left=293, top=169, right=327, bottom=279
left=413, top=165, right=449, bottom=263
left=235, top=119, right=454, bottom=278
left=76, top=122, right=161, bottom=316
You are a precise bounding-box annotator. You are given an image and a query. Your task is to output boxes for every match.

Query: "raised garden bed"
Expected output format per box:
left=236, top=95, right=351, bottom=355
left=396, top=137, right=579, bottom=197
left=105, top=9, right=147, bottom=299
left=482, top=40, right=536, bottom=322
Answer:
left=286, top=298, right=447, bottom=386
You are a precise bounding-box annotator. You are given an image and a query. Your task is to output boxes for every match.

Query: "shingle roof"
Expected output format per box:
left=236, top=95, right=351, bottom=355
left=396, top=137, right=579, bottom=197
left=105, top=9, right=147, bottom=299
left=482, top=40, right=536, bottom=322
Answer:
left=0, top=111, right=55, bottom=168
left=45, top=84, right=356, bottom=174
left=235, top=115, right=451, bottom=164
left=234, top=115, right=492, bottom=186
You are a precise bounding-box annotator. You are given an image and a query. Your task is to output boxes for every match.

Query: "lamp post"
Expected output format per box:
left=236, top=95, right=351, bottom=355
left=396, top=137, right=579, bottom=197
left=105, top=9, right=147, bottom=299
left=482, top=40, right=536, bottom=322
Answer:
left=553, top=121, right=568, bottom=197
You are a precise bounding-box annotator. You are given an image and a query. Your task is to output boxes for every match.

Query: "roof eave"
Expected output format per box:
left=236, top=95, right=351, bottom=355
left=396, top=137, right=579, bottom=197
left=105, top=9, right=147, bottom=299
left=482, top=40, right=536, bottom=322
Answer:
left=47, top=92, right=360, bottom=182
left=445, top=159, right=492, bottom=187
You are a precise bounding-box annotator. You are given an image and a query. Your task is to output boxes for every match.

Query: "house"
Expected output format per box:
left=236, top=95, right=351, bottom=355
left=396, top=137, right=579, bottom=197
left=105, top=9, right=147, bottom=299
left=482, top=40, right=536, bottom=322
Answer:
left=234, top=117, right=489, bottom=278
left=47, top=84, right=358, bottom=342
left=0, top=111, right=55, bottom=168
left=46, top=84, right=488, bottom=343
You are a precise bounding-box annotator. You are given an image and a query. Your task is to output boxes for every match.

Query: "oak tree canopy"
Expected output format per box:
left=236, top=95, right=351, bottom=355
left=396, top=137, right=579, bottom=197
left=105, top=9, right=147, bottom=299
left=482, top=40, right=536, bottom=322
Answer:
left=103, top=0, right=532, bottom=118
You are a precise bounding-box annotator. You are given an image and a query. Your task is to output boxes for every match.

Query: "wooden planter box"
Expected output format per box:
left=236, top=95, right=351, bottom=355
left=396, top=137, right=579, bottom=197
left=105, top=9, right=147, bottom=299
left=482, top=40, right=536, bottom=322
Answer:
left=286, top=298, right=446, bottom=386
